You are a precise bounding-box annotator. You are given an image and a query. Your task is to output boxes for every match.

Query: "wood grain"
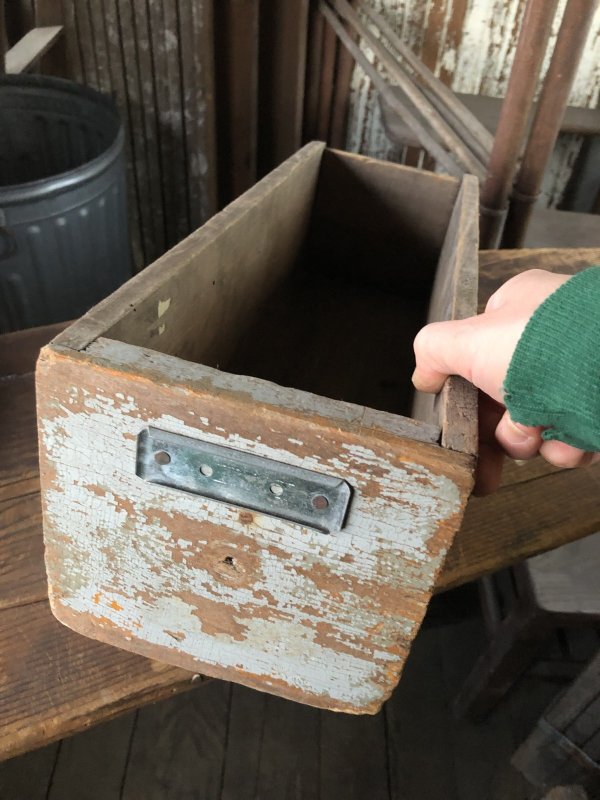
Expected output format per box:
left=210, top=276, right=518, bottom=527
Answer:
left=47, top=713, right=136, bottom=800
left=214, top=0, right=260, bottom=205
left=412, top=174, right=479, bottom=455
left=37, top=338, right=472, bottom=713
left=0, top=598, right=199, bottom=761
left=438, top=463, right=600, bottom=592
left=121, top=682, right=229, bottom=800
left=258, top=0, right=309, bottom=174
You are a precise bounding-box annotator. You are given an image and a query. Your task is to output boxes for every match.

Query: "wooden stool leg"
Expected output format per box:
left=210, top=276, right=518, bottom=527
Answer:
left=513, top=650, right=600, bottom=797
left=453, top=605, right=552, bottom=720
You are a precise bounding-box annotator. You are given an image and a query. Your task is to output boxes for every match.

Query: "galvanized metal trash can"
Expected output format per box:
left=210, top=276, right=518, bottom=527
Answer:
left=0, top=75, right=131, bottom=332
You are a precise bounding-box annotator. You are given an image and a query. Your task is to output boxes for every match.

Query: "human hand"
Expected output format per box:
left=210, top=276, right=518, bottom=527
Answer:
left=412, top=269, right=599, bottom=495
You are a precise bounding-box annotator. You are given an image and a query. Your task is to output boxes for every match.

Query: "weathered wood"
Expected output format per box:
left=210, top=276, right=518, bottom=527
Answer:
left=121, top=682, right=229, bottom=800
left=214, top=0, right=259, bottom=205
left=0, top=598, right=200, bottom=760
left=147, top=0, right=188, bottom=248
left=320, top=1, right=464, bottom=178
left=327, top=0, right=486, bottom=178
left=412, top=174, right=479, bottom=454
left=512, top=651, right=600, bottom=792
left=51, top=142, right=326, bottom=358
left=258, top=0, right=309, bottom=174
left=0, top=321, right=68, bottom=376
left=316, top=13, right=337, bottom=141
left=4, top=25, right=62, bottom=73
left=130, top=0, right=166, bottom=261
left=0, top=492, right=46, bottom=609
left=47, top=713, right=136, bottom=800
left=359, top=1, right=493, bottom=164
left=320, top=706, right=389, bottom=799
left=381, top=91, right=600, bottom=150
left=0, top=742, right=58, bottom=799
left=478, top=248, right=600, bottom=312
left=303, top=3, right=325, bottom=142
left=101, top=0, right=146, bottom=270
left=176, top=0, right=218, bottom=227
left=37, top=337, right=472, bottom=713
left=438, top=463, right=600, bottom=593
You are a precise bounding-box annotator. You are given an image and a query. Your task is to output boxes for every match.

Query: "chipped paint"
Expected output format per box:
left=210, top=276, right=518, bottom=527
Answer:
left=157, top=298, right=171, bottom=318
left=348, top=0, right=600, bottom=206
left=37, top=341, right=472, bottom=713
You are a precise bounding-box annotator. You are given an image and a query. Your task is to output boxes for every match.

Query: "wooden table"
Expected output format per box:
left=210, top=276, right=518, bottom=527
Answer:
left=2, top=247, right=600, bottom=760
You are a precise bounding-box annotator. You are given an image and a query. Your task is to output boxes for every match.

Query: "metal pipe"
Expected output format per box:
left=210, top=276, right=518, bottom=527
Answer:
left=479, top=0, right=560, bottom=249
left=502, top=0, right=599, bottom=248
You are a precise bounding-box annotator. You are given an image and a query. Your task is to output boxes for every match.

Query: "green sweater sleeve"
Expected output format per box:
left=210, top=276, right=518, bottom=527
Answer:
left=503, top=267, right=600, bottom=452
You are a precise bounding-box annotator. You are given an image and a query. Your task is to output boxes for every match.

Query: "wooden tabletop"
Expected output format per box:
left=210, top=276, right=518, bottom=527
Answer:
left=2, top=247, right=600, bottom=760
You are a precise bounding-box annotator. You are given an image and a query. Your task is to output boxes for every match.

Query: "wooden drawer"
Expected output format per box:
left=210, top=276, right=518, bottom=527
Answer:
left=37, top=143, right=478, bottom=714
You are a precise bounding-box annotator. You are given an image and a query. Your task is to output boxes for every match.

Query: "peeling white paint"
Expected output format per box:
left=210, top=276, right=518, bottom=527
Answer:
left=39, top=344, right=465, bottom=711
left=348, top=0, right=600, bottom=206
left=157, top=298, right=171, bottom=318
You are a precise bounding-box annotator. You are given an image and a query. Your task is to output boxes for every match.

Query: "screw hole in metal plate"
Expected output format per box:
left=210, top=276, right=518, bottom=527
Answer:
left=136, top=428, right=352, bottom=534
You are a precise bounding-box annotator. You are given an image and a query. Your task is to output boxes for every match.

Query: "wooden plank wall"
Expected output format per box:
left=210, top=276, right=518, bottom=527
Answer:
left=344, top=0, right=600, bottom=207
left=3, top=0, right=218, bottom=271
left=4, top=1, right=317, bottom=270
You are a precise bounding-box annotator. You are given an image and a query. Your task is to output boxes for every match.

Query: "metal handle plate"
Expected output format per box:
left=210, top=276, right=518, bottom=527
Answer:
left=136, top=428, right=351, bottom=534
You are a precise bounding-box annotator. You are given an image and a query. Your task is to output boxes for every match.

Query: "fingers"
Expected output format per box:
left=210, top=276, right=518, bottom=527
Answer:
left=539, top=440, right=599, bottom=469
left=495, top=411, right=544, bottom=461
left=412, top=318, right=476, bottom=393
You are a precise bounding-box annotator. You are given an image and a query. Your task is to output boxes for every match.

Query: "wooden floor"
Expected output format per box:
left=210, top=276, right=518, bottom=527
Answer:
left=2, top=598, right=596, bottom=800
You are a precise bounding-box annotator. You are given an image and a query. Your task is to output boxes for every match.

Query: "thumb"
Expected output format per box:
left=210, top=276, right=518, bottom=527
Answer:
left=495, top=410, right=543, bottom=460
left=412, top=318, right=476, bottom=394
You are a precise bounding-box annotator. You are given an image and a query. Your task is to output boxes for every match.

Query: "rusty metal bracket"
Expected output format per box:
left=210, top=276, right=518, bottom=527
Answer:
left=136, top=427, right=352, bottom=534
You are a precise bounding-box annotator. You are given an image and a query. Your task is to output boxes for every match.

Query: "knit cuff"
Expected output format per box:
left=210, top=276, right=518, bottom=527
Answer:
left=503, top=267, right=600, bottom=452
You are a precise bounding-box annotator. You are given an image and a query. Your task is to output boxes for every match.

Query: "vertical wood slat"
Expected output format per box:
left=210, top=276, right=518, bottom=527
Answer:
left=328, top=21, right=356, bottom=149
left=131, top=0, right=167, bottom=261
left=177, top=0, right=218, bottom=227
left=316, top=14, right=337, bottom=141
left=258, top=0, right=310, bottom=175
left=101, top=0, right=146, bottom=270
left=303, top=2, right=325, bottom=142
left=59, top=0, right=83, bottom=83
left=33, top=0, right=68, bottom=75
left=147, top=0, right=188, bottom=249
left=214, top=0, right=259, bottom=206
left=0, top=0, right=6, bottom=74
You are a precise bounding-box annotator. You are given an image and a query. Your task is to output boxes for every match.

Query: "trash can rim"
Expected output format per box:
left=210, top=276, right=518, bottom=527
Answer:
left=0, top=74, right=124, bottom=205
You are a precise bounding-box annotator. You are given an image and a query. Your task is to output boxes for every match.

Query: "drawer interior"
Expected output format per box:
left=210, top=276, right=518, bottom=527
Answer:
left=103, top=146, right=461, bottom=419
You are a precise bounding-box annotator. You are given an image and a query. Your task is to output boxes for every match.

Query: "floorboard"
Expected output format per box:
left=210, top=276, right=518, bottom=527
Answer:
left=386, top=626, right=459, bottom=800
left=120, top=680, right=230, bottom=800
left=0, top=742, right=58, bottom=800
left=0, top=610, right=575, bottom=800
left=47, top=713, right=136, bottom=800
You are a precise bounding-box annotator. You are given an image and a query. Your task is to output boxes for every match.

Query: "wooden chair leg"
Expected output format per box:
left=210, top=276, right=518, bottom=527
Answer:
left=453, top=605, right=552, bottom=720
